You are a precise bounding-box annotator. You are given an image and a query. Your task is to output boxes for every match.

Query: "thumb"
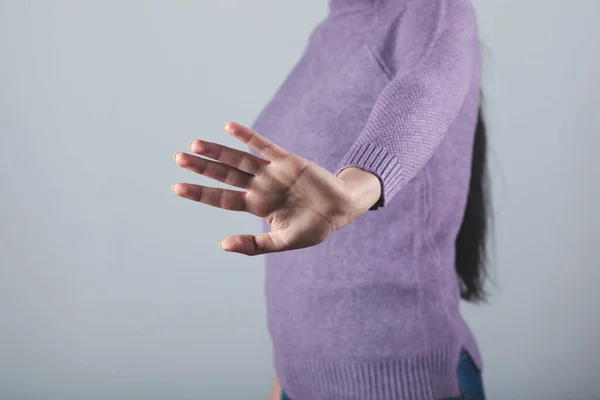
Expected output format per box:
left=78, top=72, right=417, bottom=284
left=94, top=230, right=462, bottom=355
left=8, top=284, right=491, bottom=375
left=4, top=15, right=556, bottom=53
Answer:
left=219, top=232, right=281, bottom=256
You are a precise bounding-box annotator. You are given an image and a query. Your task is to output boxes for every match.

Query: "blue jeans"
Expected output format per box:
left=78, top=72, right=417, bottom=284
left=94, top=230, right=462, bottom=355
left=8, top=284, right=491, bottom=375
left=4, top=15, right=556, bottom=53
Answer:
left=281, top=349, right=485, bottom=400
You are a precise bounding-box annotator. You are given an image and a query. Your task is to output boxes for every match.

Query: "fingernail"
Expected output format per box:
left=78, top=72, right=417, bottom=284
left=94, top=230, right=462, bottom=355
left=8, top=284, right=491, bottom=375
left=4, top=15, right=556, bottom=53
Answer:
left=173, top=152, right=179, bottom=161
left=189, top=140, right=194, bottom=149
left=171, top=183, right=176, bottom=192
left=224, top=121, right=230, bottom=130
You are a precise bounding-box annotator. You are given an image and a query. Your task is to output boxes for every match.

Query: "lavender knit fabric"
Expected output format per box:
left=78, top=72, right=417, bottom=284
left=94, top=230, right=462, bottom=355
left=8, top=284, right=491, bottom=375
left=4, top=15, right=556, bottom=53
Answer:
left=250, top=0, right=482, bottom=398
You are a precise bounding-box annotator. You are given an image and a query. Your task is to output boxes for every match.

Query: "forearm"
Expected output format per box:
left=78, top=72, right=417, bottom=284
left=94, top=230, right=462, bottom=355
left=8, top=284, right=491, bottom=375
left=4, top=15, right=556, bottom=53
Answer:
left=269, top=376, right=282, bottom=400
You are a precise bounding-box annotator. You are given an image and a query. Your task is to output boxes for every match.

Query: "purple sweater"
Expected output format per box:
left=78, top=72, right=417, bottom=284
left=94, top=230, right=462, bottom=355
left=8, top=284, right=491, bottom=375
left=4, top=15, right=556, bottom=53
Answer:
left=250, top=0, right=482, bottom=398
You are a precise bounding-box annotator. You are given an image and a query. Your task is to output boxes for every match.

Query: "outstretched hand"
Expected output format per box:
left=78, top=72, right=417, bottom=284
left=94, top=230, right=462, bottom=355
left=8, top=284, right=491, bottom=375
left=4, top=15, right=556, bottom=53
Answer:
left=172, top=122, right=367, bottom=256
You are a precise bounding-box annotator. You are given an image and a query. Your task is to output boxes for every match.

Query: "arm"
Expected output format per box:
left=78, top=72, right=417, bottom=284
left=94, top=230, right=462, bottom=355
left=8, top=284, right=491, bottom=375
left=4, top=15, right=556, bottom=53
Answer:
left=268, top=376, right=282, bottom=400
left=335, top=9, right=478, bottom=209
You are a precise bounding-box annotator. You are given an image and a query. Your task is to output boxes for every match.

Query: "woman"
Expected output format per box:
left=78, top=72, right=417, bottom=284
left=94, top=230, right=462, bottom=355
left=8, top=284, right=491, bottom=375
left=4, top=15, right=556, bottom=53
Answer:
left=172, top=0, right=489, bottom=398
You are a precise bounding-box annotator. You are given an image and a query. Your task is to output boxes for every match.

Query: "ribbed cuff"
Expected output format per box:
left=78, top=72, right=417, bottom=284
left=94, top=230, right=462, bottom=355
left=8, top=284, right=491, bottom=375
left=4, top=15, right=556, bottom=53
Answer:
left=334, top=142, right=404, bottom=210
left=277, top=345, right=461, bottom=400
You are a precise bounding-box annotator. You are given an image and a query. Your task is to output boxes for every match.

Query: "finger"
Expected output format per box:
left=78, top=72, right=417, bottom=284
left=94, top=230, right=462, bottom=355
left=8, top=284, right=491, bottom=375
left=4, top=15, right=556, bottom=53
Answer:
left=189, top=138, right=269, bottom=176
left=174, top=152, right=253, bottom=190
left=224, top=121, right=289, bottom=163
left=172, top=183, right=247, bottom=212
left=219, top=232, right=283, bottom=256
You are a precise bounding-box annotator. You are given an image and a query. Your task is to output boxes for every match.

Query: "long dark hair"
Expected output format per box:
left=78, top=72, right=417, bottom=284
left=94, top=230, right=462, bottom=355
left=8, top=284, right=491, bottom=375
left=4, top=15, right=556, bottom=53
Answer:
left=455, top=92, right=490, bottom=302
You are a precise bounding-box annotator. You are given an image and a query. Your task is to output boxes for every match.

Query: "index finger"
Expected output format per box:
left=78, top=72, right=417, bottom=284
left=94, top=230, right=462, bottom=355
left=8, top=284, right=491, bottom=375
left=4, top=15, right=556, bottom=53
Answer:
left=224, top=121, right=289, bottom=163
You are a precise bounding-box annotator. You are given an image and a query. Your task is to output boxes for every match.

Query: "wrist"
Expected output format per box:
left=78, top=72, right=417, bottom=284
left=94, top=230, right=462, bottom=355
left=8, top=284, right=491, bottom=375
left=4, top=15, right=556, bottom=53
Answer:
left=336, top=167, right=382, bottom=223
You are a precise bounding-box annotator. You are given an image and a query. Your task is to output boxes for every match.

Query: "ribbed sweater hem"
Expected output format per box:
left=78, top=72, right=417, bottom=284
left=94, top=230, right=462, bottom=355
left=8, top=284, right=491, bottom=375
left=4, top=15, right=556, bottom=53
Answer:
left=276, top=344, right=461, bottom=400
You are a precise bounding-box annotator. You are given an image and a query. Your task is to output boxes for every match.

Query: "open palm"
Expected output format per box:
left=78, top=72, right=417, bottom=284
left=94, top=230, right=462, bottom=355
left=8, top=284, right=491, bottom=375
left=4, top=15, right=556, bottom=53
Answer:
left=172, top=122, right=359, bottom=256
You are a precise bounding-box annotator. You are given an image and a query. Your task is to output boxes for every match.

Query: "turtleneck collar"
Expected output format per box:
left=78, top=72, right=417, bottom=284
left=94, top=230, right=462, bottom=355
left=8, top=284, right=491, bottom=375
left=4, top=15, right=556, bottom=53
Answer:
left=328, top=0, right=378, bottom=15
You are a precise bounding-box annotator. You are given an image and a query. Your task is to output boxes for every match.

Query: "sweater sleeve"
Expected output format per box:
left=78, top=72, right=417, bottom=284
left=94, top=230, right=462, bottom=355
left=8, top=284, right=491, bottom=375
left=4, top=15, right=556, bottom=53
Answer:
left=334, top=9, right=478, bottom=210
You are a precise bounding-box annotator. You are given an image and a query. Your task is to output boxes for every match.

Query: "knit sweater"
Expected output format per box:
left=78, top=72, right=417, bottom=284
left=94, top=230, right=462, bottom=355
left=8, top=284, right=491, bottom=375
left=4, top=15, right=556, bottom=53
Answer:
left=250, top=0, right=482, bottom=398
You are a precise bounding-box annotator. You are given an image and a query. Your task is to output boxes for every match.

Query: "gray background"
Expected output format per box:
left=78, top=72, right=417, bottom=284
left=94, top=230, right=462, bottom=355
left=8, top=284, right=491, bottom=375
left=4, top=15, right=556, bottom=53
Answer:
left=1, top=1, right=599, bottom=399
